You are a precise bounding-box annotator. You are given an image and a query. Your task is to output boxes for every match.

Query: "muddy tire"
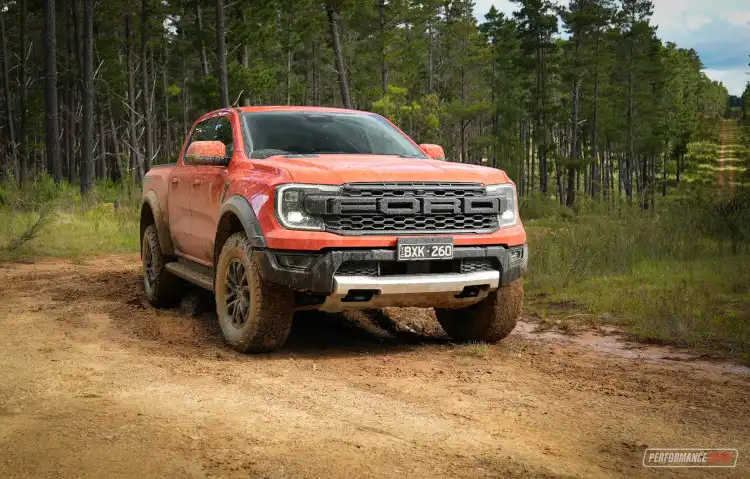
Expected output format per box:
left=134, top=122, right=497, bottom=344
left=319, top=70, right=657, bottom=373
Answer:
left=142, top=225, right=182, bottom=308
left=215, top=233, right=294, bottom=353
left=435, top=279, right=523, bottom=343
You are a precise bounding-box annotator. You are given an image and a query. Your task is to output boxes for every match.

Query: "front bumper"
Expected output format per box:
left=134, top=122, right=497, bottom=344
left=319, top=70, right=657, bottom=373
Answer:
left=254, top=244, right=528, bottom=296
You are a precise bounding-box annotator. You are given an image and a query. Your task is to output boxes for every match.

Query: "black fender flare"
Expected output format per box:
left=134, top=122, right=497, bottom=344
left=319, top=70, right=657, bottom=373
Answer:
left=141, top=191, right=175, bottom=256
left=218, top=195, right=267, bottom=249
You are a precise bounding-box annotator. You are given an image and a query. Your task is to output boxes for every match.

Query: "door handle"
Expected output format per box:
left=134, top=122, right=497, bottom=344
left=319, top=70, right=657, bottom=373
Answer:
left=171, top=178, right=179, bottom=185
left=192, top=179, right=202, bottom=186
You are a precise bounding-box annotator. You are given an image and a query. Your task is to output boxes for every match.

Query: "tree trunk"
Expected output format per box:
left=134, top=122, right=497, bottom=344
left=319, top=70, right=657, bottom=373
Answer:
left=97, top=107, right=107, bottom=180
left=378, top=0, right=388, bottom=95
left=240, top=8, right=250, bottom=106
left=196, top=4, right=209, bottom=78
left=567, top=76, right=580, bottom=207
left=141, top=0, right=153, bottom=171
left=107, top=99, right=124, bottom=183
left=163, top=42, right=171, bottom=157
left=326, top=6, right=351, bottom=109
left=64, top=7, right=75, bottom=183
left=591, top=28, right=601, bottom=200
left=427, top=23, right=433, bottom=94
left=81, top=0, right=94, bottom=193
left=215, top=0, right=229, bottom=108
left=0, top=13, right=19, bottom=178
left=18, top=0, right=28, bottom=185
left=312, top=40, right=319, bottom=105
left=44, top=0, right=62, bottom=183
left=125, top=15, right=143, bottom=183
left=662, top=141, right=668, bottom=196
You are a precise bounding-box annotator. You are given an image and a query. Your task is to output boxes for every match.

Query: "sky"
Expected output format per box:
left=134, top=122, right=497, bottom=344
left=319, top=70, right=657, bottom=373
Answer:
left=472, top=0, right=750, bottom=96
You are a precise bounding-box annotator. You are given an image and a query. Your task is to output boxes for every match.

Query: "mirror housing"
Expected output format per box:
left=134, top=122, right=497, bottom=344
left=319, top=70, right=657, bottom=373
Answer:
left=419, top=144, right=445, bottom=161
left=185, top=141, right=229, bottom=166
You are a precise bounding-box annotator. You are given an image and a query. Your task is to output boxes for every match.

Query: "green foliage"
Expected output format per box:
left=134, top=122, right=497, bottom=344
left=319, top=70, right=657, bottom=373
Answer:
left=0, top=179, right=140, bottom=260
left=524, top=188, right=750, bottom=355
left=372, top=87, right=442, bottom=144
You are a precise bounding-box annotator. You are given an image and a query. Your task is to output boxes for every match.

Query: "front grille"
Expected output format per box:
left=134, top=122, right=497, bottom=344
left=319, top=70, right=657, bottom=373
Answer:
left=325, top=214, right=499, bottom=234
left=322, top=183, right=500, bottom=235
left=342, top=182, right=486, bottom=198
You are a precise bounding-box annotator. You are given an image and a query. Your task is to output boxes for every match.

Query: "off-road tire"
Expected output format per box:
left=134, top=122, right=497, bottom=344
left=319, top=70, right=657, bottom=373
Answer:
left=435, top=279, right=523, bottom=343
left=142, top=225, right=182, bottom=307
left=215, top=232, right=294, bottom=353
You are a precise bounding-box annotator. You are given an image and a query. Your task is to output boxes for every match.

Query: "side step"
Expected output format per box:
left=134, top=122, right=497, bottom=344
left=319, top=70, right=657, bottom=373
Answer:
left=165, top=262, right=214, bottom=292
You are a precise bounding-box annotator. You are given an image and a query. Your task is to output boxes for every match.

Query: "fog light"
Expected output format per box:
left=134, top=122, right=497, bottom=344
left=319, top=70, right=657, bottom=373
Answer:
left=287, top=211, right=305, bottom=223
left=276, top=254, right=317, bottom=270
left=509, top=246, right=525, bottom=263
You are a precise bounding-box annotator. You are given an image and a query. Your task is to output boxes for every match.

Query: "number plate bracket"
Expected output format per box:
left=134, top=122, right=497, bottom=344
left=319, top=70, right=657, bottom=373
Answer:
left=397, top=237, right=454, bottom=261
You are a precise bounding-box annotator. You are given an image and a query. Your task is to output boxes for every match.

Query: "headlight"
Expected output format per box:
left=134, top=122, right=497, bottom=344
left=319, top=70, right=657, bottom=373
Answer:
left=275, top=184, right=340, bottom=230
left=485, top=183, right=518, bottom=228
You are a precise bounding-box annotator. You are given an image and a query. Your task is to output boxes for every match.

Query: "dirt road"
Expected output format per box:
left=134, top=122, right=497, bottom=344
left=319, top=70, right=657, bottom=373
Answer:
left=0, top=255, right=748, bottom=478
left=718, top=120, right=739, bottom=196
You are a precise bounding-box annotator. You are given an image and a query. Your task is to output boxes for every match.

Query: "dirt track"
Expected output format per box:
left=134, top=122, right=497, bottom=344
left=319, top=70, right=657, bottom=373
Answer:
left=0, top=255, right=748, bottom=478
left=718, top=120, right=739, bottom=196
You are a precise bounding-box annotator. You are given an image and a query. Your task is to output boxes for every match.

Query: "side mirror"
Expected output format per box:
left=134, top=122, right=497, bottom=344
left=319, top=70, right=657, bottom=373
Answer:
left=185, top=141, right=229, bottom=166
left=419, top=144, right=445, bottom=161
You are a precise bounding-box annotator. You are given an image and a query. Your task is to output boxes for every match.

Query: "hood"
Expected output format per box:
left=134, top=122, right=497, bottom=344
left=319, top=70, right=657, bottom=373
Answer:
left=260, top=155, right=511, bottom=185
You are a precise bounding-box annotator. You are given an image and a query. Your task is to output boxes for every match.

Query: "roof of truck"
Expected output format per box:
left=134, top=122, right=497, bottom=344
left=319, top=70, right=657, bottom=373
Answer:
left=236, top=106, right=365, bottom=115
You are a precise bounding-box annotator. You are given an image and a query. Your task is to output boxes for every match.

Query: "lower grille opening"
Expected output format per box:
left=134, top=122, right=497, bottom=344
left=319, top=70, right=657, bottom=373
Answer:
left=342, top=290, right=378, bottom=303
left=336, top=258, right=499, bottom=277
left=455, top=285, right=489, bottom=299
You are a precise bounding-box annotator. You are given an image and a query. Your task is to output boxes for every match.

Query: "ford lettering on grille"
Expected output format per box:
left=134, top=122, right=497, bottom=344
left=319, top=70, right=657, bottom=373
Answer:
left=303, top=183, right=503, bottom=235
left=306, top=196, right=505, bottom=215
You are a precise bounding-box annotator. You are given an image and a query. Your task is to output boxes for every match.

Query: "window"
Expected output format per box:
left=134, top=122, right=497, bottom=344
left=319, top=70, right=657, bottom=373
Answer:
left=213, top=116, right=234, bottom=157
left=183, top=118, right=216, bottom=163
left=183, top=115, right=236, bottom=164
left=241, top=112, right=427, bottom=159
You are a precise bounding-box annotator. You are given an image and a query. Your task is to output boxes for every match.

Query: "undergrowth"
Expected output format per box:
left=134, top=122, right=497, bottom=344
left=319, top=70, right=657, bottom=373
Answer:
left=523, top=186, right=750, bottom=358
left=0, top=175, right=140, bottom=260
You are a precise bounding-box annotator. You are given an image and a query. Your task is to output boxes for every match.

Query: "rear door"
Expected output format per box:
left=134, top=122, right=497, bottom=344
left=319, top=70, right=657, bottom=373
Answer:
left=168, top=117, right=215, bottom=261
left=190, top=114, right=236, bottom=265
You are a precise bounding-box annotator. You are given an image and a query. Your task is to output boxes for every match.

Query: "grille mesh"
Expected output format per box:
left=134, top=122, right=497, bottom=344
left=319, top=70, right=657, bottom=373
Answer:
left=336, top=258, right=499, bottom=276
left=460, top=259, right=497, bottom=274
left=336, top=261, right=379, bottom=276
left=342, top=182, right=485, bottom=198
left=326, top=214, right=498, bottom=233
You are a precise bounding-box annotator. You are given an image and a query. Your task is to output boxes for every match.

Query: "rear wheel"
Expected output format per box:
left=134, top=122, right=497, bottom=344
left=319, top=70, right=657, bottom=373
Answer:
left=435, top=280, right=523, bottom=343
left=215, top=233, right=294, bottom=353
left=142, top=225, right=182, bottom=307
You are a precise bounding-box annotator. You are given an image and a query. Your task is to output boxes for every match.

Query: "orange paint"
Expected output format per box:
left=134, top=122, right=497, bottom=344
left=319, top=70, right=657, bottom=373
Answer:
left=144, top=106, right=527, bottom=265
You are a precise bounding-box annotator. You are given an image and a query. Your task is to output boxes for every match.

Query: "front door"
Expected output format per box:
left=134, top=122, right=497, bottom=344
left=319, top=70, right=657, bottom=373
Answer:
left=169, top=117, right=216, bottom=261
left=190, top=115, right=235, bottom=265
left=166, top=165, right=195, bottom=256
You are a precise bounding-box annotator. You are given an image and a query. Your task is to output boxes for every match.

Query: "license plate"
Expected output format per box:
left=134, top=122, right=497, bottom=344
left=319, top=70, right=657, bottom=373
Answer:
left=397, top=238, right=454, bottom=261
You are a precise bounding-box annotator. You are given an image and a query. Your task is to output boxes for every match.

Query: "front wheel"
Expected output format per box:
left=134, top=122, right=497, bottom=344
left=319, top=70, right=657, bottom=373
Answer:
left=215, top=233, right=294, bottom=353
left=435, top=279, right=523, bottom=343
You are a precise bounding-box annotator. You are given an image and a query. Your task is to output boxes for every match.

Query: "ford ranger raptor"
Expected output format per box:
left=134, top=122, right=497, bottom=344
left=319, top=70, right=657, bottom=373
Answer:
left=140, top=106, right=528, bottom=353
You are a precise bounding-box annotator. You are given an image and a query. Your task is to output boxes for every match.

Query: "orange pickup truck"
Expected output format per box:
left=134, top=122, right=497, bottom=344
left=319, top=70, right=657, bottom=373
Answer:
left=140, top=106, right=528, bottom=352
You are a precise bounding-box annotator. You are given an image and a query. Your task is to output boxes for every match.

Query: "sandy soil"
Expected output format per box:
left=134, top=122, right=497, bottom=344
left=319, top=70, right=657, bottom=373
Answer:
left=0, top=255, right=748, bottom=478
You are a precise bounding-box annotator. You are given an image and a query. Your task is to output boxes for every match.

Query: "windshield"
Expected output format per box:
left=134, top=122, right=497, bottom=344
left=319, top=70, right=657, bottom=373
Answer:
left=241, top=111, right=427, bottom=158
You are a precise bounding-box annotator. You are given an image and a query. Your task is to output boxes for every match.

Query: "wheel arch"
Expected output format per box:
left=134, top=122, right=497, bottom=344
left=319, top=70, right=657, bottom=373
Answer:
left=215, top=195, right=267, bottom=267
left=140, top=191, right=175, bottom=256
